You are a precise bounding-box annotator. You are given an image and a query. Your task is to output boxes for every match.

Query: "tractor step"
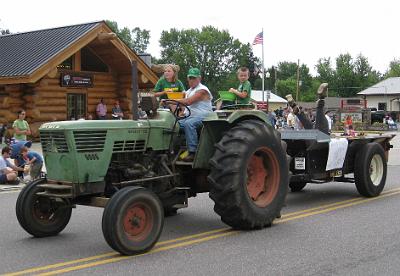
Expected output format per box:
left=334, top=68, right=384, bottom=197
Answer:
left=38, top=184, right=73, bottom=190
left=36, top=192, right=72, bottom=198
left=174, top=161, right=194, bottom=166
left=37, top=184, right=73, bottom=198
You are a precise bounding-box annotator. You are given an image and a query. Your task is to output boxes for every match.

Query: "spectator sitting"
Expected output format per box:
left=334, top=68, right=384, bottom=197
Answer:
left=20, top=146, right=43, bottom=180
left=112, top=100, right=124, bottom=120
left=0, top=146, right=27, bottom=184
left=387, top=116, right=397, bottom=129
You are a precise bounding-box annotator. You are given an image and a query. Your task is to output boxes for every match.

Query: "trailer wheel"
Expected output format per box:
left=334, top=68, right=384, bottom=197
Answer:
left=208, top=120, right=289, bottom=229
left=16, top=178, right=72, bottom=237
left=102, top=187, right=164, bottom=255
left=354, top=142, right=387, bottom=197
left=289, top=182, right=307, bottom=192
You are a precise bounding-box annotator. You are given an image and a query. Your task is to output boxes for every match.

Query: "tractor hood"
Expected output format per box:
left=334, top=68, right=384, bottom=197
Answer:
left=40, top=110, right=176, bottom=131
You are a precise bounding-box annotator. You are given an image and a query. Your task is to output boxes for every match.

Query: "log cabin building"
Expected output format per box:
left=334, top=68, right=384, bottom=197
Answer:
left=0, top=21, right=158, bottom=137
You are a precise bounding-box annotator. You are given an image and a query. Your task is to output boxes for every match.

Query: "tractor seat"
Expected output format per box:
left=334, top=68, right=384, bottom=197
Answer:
left=140, top=94, right=158, bottom=117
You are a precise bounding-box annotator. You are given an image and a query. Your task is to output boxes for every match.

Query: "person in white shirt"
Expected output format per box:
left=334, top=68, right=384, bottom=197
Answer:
left=325, top=111, right=332, bottom=132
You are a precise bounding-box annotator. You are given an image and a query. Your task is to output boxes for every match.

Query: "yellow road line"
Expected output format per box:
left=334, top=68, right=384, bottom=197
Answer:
left=281, top=187, right=400, bottom=219
left=156, top=227, right=230, bottom=246
left=277, top=190, right=400, bottom=223
left=4, top=227, right=231, bottom=276
left=5, top=188, right=400, bottom=276
left=37, top=231, right=238, bottom=276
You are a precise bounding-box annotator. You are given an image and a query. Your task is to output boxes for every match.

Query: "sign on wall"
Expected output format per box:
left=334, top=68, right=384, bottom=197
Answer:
left=340, top=112, right=363, bottom=123
left=60, top=73, right=93, bottom=87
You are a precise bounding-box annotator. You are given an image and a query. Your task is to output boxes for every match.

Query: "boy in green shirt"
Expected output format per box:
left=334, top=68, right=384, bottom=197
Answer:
left=228, top=67, right=252, bottom=104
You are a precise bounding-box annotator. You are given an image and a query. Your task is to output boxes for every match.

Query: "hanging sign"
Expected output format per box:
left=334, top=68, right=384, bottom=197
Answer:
left=61, top=73, right=93, bottom=87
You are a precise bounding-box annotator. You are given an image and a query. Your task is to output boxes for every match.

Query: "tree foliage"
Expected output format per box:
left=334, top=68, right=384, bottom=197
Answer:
left=273, top=61, right=313, bottom=101
left=314, top=53, right=381, bottom=98
left=386, top=59, right=400, bottom=78
left=105, top=20, right=150, bottom=53
left=158, top=26, right=259, bottom=94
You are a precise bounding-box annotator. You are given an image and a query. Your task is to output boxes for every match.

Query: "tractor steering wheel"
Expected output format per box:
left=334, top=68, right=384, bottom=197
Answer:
left=161, top=99, right=191, bottom=120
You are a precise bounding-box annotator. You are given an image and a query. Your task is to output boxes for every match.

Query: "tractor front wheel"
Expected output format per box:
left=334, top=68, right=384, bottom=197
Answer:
left=16, top=178, right=72, bottom=237
left=102, top=187, right=164, bottom=255
left=208, top=120, right=289, bottom=229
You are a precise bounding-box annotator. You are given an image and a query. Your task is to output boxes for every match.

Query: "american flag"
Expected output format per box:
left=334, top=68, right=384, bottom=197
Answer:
left=252, top=31, right=263, bottom=45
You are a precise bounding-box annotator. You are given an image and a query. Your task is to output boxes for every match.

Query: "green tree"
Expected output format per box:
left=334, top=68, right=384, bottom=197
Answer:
left=335, top=53, right=356, bottom=97
left=315, top=57, right=334, bottom=86
left=277, top=61, right=297, bottom=80
left=105, top=20, right=150, bottom=53
left=131, top=27, right=150, bottom=53
left=275, top=78, right=297, bottom=98
left=0, top=28, right=10, bottom=35
left=0, top=19, right=10, bottom=35
left=354, top=54, right=380, bottom=90
left=386, top=58, right=400, bottom=78
left=274, top=61, right=312, bottom=101
left=159, top=26, right=259, bottom=94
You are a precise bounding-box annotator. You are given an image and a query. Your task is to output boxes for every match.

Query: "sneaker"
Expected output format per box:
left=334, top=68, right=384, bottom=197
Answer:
left=317, top=83, right=329, bottom=99
left=285, top=94, right=296, bottom=107
left=181, top=153, right=195, bottom=162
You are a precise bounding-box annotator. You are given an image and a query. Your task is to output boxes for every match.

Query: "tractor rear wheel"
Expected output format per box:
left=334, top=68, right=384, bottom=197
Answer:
left=208, top=120, right=289, bottom=229
left=16, top=178, right=72, bottom=237
left=102, top=187, right=164, bottom=255
left=354, top=142, right=387, bottom=197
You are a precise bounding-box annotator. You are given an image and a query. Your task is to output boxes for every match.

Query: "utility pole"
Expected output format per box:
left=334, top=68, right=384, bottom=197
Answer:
left=296, top=59, right=300, bottom=101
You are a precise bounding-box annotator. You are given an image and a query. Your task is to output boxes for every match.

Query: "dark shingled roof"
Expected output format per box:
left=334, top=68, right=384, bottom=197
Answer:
left=0, top=21, right=101, bottom=78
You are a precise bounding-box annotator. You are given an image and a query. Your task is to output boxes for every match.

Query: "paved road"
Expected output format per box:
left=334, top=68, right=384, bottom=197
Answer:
left=1, top=134, right=400, bottom=275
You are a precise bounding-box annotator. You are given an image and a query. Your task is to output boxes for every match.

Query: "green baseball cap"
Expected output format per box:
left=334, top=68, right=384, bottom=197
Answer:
left=187, top=68, right=201, bottom=78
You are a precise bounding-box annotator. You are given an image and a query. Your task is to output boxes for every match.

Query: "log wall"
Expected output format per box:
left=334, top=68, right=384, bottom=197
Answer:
left=0, top=70, right=153, bottom=138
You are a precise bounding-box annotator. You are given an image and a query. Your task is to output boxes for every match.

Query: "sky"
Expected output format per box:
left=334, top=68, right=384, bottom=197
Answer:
left=1, top=0, right=399, bottom=76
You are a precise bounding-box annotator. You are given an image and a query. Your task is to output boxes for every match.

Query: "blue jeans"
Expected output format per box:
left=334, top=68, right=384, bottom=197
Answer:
left=179, top=116, right=205, bottom=153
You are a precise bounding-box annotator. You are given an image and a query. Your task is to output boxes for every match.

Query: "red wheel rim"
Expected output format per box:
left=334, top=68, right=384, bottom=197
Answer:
left=246, top=147, right=280, bottom=207
left=123, top=203, right=153, bottom=242
left=32, top=197, right=57, bottom=224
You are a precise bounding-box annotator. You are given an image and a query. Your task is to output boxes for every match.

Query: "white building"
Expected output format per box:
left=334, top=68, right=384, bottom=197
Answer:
left=358, top=77, right=400, bottom=111
left=251, top=90, right=288, bottom=111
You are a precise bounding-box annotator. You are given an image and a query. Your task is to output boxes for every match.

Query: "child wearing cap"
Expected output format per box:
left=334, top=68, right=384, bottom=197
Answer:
left=153, top=64, right=185, bottom=100
left=20, top=146, right=43, bottom=180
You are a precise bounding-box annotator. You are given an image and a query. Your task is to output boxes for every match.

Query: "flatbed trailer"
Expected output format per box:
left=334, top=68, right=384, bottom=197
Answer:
left=280, top=129, right=395, bottom=196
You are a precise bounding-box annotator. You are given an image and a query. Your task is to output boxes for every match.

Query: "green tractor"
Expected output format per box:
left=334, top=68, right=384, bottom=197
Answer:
left=16, top=97, right=288, bottom=255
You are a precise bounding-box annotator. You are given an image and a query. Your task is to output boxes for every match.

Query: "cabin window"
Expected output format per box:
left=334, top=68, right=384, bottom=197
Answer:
left=67, top=93, right=87, bottom=120
left=378, top=102, right=387, bottom=111
left=81, top=47, right=109, bottom=72
left=57, top=56, right=73, bottom=70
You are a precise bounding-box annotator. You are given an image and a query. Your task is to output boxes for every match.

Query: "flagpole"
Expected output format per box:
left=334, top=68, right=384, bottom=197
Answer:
left=261, top=28, right=265, bottom=111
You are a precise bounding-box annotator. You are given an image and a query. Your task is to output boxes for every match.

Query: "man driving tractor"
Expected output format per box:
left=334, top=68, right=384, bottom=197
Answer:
left=173, top=68, right=213, bottom=162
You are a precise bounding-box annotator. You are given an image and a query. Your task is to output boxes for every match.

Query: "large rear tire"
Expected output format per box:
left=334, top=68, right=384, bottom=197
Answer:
left=208, top=120, right=289, bottom=229
left=354, top=142, right=387, bottom=197
left=102, top=187, right=164, bottom=255
left=16, top=178, right=72, bottom=237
